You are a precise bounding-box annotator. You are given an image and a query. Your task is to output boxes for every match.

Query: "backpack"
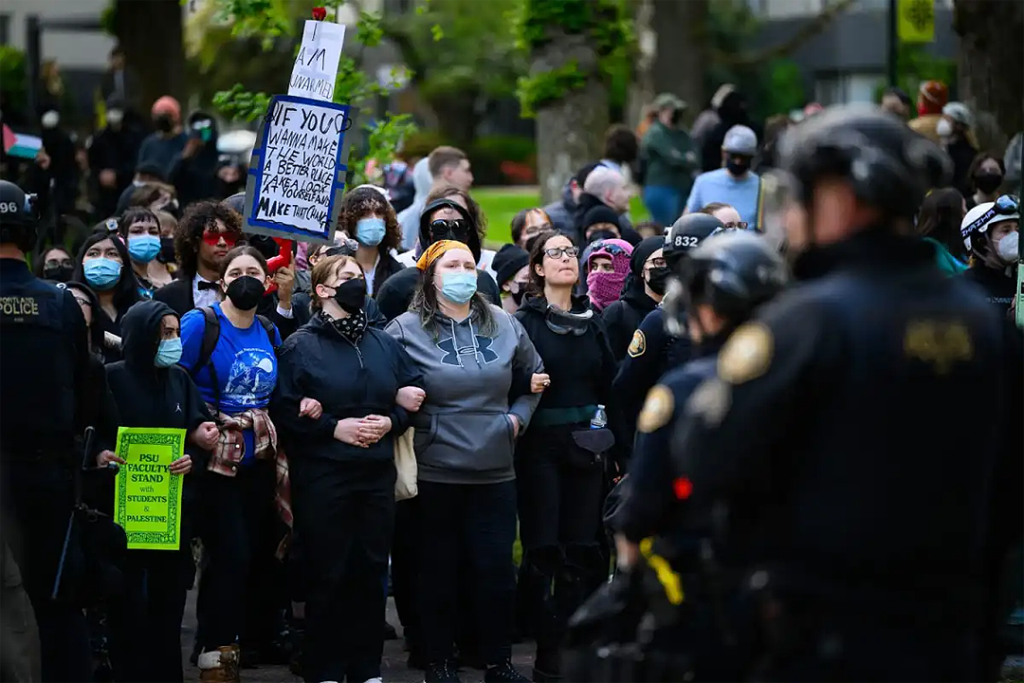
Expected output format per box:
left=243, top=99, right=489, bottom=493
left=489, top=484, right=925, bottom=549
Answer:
left=193, top=306, right=277, bottom=413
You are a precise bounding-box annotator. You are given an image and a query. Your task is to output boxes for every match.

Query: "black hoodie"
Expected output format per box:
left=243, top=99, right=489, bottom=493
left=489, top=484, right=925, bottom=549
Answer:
left=105, top=300, right=213, bottom=472
left=601, top=236, right=662, bottom=361
left=271, top=311, right=423, bottom=465
left=374, top=200, right=501, bottom=321
left=169, top=111, right=221, bottom=208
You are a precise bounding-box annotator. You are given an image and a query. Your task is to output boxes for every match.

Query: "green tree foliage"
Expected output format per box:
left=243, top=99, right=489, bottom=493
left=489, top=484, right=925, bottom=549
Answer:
left=0, top=46, right=28, bottom=110
left=872, top=43, right=957, bottom=103
left=208, top=0, right=417, bottom=186
left=514, top=0, right=633, bottom=117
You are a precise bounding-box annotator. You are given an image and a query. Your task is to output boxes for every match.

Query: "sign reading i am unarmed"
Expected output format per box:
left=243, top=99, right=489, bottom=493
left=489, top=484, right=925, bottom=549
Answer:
left=289, top=20, right=345, bottom=101
left=255, top=97, right=349, bottom=237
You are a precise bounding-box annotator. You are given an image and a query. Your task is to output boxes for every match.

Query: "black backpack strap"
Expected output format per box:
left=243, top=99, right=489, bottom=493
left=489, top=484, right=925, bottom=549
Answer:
left=256, top=314, right=277, bottom=350
left=195, top=306, right=222, bottom=416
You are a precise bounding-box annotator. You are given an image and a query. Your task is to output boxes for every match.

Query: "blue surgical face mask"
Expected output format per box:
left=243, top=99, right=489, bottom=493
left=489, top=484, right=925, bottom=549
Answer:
left=355, top=217, right=386, bottom=247
left=439, top=271, right=477, bottom=304
left=155, top=337, right=183, bottom=368
left=83, top=258, right=122, bottom=291
left=128, top=234, right=161, bottom=263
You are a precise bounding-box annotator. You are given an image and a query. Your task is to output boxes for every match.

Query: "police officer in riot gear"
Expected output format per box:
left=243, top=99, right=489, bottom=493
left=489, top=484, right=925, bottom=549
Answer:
left=612, top=213, right=727, bottom=440
left=673, top=105, right=1023, bottom=680
left=0, top=179, right=94, bottom=680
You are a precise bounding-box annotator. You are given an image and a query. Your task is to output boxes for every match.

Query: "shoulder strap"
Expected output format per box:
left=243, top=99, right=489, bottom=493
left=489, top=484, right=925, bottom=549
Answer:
left=256, top=314, right=277, bottom=350
left=755, top=175, right=766, bottom=233
left=195, top=306, right=221, bottom=373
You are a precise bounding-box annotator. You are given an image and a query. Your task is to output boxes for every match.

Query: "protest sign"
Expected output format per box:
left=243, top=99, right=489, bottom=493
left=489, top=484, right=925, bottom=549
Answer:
left=289, top=20, right=346, bottom=102
left=112, top=427, right=185, bottom=551
left=243, top=95, right=352, bottom=243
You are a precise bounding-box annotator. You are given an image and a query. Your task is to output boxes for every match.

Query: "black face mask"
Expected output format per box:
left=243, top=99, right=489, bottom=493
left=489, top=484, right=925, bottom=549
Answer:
left=43, top=264, right=74, bottom=282
left=154, top=115, right=173, bottom=133
left=587, top=229, right=618, bottom=243
left=974, top=172, right=1003, bottom=195
left=646, top=266, right=671, bottom=296
left=224, top=275, right=264, bottom=310
left=509, top=282, right=526, bottom=306
left=157, top=237, right=176, bottom=264
left=726, top=158, right=750, bottom=176
left=331, top=278, right=366, bottom=315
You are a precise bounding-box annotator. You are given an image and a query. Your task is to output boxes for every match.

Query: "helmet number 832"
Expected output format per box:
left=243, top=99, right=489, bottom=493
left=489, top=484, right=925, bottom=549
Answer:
left=674, top=235, right=700, bottom=248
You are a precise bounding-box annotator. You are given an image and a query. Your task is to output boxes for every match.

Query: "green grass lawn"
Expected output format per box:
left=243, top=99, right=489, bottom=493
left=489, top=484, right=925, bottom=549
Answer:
left=474, top=187, right=651, bottom=247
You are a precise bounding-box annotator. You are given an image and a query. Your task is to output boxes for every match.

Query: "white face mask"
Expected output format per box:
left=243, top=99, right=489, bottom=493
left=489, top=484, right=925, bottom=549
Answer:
left=995, top=231, right=1019, bottom=263
left=41, top=110, right=60, bottom=129
left=936, top=118, right=953, bottom=138
left=107, top=109, right=124, bottom=126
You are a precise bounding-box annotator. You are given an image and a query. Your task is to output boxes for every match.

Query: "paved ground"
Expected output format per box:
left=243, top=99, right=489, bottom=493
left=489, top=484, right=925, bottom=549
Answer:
left=181, top=591, right=536, bottom=682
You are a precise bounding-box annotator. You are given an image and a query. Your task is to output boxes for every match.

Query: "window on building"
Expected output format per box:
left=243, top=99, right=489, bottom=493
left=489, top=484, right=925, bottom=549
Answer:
left=0, top=15, right=9, bottom=45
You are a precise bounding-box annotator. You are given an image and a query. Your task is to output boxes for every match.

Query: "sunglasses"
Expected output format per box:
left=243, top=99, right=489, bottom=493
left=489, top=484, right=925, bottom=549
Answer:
left=202, top=229, right=239, bottom=247
left=962, top=194, right=1019, bottom=239
left=544, top=246, right=580, bottom=259
left=589, top=240, right=630, bottom=256
left=429, top=219, right=470, bottom=242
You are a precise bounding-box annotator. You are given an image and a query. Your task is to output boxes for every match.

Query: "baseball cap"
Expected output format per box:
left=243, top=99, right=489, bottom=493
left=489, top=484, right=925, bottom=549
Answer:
left=942, top=102, right=973, bottom=128
left=652, top=93, right=687, bottom=112
left=722, top=125, right=758, bottom=156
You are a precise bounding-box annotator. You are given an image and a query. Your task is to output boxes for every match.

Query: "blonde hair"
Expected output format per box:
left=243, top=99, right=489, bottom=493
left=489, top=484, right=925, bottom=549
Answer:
left=310, top=255, right=363, bottom=311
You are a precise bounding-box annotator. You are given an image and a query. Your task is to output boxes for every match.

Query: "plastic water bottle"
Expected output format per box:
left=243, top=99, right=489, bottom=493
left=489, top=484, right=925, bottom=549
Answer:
left=590, top=404, right=608, bottom=429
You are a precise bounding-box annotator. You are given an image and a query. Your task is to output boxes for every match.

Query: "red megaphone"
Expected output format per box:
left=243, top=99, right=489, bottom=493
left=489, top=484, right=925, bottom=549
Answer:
left=265, top=237, right=293, bottom=294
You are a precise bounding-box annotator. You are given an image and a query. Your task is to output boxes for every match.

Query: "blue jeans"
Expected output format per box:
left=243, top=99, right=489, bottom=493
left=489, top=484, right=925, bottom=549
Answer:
left=643, top=185, right=683, bottom=227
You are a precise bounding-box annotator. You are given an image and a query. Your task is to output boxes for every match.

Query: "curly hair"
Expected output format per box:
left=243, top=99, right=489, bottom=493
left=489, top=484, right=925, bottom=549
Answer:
left=337, top=186, right=402, bottom=251
left=175, top=200, right=243, bottom=278
left=423, top=185, right=487, bottom=241
left=410, top=254, right=496, bottom=338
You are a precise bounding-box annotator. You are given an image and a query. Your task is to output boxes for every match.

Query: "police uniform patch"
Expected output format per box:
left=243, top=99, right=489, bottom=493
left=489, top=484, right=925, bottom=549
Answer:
left=686, top=377, right=731, bottom=427
left=627, top=329, right=646, bottom=358
left=637, top=384, right=674, bottom=433
left=717, top=322, right=773, bottom=385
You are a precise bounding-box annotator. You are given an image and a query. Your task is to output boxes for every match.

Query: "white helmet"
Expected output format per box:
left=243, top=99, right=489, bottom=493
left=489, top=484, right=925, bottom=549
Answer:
left=960, top=195, right=1019, bottom=254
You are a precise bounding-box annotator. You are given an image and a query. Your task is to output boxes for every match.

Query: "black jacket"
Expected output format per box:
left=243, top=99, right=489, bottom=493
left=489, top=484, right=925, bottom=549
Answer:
left=962, top=264, right=1017, bottom=316
left=370, top=250, right=406, bottom=297
left=169, top=113, right=221, bottom=208
left=88, top=125, right=146, bottom=218
left=271, top=312, right=423, bottom=464
left=601, top=285, right=658, bottom=362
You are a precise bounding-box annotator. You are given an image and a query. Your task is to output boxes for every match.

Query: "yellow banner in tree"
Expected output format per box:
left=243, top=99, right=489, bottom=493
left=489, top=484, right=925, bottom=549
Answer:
left=898, top=0, right=935, bottom=43
left=113, top=427, right=186, bottom=551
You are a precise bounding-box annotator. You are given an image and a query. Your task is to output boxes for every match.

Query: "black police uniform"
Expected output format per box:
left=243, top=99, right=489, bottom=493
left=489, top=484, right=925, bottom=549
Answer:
left=611, top=306, right=691, bottom=440
left=0, top=250, right=93, bottom=680
left=674, top=230, right=1024, bottom=680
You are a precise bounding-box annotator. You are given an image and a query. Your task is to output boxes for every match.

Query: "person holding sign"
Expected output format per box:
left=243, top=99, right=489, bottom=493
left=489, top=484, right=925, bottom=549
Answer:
left=271, top=254, right=423, bottom=683
left=178, top=245, right=282, bottom=679
left=101, top=299, right=218, bottom=681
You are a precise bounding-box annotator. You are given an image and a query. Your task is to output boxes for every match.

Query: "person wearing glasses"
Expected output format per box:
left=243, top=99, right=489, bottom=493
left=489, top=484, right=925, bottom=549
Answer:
left=34, top=244, right=75, bottom=282
left=600, top=235, right=669, bottom=361
left=583, top=238, right=633, bottom=313
left=385, top=240, right=543, bottom=683
left=960, top=194, right=1019, bottom=314
left=510, top=208, right=554, bottom=251
left=153, top=200, right=244, bottom=316
left=376, top=186, right=501, bottom=322
left=513, top=231, right=620, bottom=682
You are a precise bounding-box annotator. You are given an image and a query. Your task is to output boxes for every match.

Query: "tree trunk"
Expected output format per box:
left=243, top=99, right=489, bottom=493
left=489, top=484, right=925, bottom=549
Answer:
left=115, top=0, right=185, bottom=115
left=626, top=0, right=656, bottom=129
left=953, top=0, right=1024, bottom=153
left=530, top=29, right=609, bottom=204
left=651, top=0, right=708, bottom=118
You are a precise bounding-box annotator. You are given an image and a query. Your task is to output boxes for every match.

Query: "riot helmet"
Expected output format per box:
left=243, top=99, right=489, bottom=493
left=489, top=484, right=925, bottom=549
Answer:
left=663, top=213, right=727, bottom=270
left=0, top=180, right=38, bottom=252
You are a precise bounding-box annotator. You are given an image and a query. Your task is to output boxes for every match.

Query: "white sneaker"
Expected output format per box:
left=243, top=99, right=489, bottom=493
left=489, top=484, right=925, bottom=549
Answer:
left=363, top=679, right=383, bottom=683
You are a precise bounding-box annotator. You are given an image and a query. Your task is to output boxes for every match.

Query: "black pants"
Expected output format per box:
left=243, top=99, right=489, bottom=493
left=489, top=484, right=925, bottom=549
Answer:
left=516, top=426, right=606, bottom=649
left=107, top=547, right=193, bottom=682
left=416, top=480, right=517, bottom=666
left=196, top=461, right=277, bottom=650
left=2, top=460, right=92, bottom=682
left=391, top=496, right=421, bottom=653
left=292, top=457, right=395, bottom=683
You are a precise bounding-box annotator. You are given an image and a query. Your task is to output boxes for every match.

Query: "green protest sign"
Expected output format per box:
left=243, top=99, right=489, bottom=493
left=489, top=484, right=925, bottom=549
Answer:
left=113, top=427, right=185, bottom=551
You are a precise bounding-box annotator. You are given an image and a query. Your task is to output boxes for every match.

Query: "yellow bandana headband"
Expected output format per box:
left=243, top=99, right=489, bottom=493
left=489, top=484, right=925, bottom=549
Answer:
left=416, top=240, right=471, bottom=271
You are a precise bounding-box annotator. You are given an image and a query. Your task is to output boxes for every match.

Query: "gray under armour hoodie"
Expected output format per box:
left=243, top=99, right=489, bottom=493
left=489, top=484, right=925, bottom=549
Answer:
left=385, top=304, right=543, bottom=485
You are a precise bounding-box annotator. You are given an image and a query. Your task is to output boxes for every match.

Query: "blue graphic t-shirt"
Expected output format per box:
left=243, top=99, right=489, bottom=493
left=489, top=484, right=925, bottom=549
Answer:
left=180, top=303, right=281, bottom=461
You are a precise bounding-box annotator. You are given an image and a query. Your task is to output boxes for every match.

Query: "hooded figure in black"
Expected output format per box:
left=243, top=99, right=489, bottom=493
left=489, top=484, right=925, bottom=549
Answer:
left=600, top=236, right=665, bottom=361
left=700, top=90, right=761, bottom=173
left=103, top=299, right=216, bottom=683
left=169, top=111, right=221, bottom=209
left=374, top=196, right=501, bottom=321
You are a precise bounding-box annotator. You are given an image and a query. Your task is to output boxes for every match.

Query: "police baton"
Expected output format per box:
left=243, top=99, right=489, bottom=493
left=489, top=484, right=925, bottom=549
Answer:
left=50, top=425, right=93, bottom=601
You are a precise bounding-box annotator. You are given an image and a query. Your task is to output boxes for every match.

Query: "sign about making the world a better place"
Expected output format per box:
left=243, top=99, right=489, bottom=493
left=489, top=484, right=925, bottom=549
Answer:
left=112, top=427, right=186, bottom=551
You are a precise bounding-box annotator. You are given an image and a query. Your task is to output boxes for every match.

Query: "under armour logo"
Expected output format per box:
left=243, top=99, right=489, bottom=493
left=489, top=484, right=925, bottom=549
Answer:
left=436, top=336, right=499, bottom=366
left=175, top=403, right=182, bottom=413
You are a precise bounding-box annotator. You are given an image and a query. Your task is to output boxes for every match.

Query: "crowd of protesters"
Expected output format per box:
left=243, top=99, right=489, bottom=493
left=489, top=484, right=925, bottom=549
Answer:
left=0, top=72, right=1021, bottom=683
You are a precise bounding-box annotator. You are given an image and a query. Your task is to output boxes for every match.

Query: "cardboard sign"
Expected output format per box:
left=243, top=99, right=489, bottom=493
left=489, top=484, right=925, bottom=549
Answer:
left=112, top=427, right=186, bottom=551
left=244, top=95, right=352, bottom=243
left=289, top=20, right=346, bottom=102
